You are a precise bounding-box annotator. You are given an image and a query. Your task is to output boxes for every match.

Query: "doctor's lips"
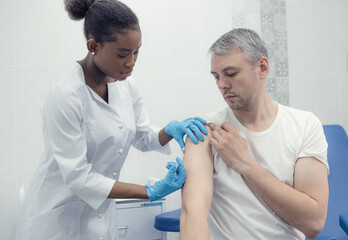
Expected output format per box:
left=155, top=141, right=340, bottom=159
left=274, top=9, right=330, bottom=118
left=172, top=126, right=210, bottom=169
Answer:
left=121, top=70, right=132, bottom=77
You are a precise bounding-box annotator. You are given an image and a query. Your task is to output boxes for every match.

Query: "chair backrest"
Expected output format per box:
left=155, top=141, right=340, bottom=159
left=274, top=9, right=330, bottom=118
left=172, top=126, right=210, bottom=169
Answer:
left=318, top=125, right=348, bottom=239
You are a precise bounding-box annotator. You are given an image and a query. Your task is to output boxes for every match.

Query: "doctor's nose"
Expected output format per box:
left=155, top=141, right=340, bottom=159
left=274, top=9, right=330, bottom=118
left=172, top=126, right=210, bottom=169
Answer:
left=125, top=55, right=136, bottom=68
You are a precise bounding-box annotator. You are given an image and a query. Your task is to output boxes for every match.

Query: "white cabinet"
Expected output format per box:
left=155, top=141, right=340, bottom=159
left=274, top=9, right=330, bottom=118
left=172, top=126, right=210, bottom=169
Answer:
left=114, top=199, right=167, bottom=240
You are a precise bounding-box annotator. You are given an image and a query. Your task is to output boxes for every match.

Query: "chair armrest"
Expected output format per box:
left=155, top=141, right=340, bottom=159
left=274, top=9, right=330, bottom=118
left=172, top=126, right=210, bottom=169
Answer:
left=340, top=213, right=348, bottom=235
left=308, top=236, right=336, bottom=240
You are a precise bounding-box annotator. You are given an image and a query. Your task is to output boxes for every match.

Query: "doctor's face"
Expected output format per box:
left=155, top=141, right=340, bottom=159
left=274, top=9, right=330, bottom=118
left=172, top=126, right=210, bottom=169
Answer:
left=210, top=48, right=261, bottom=111
left=94, top=30, right=142, bottom=81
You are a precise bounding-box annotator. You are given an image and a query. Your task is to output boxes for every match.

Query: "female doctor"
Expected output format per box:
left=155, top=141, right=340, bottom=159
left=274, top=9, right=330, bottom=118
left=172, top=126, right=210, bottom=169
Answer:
left=15, top=0, right=207, bottom=239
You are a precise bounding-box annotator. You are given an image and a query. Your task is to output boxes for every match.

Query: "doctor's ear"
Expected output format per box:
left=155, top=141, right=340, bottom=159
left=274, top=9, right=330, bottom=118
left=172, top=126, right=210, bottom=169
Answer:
left=87, top=39, right=99, bottom=55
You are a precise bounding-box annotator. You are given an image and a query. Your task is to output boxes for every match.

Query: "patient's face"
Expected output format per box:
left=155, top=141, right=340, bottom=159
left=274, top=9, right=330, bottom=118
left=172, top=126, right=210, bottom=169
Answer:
left=210, top=48, right=261, bottom=111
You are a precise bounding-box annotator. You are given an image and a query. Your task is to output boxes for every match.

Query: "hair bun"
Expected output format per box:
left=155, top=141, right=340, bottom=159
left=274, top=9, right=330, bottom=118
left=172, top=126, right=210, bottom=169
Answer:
left=64, top=0, right=96, bottom=20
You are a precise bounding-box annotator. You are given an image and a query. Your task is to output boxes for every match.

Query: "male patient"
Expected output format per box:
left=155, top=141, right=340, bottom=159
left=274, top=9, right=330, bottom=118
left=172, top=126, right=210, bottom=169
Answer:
left=180, top=28, right=329, bottom=240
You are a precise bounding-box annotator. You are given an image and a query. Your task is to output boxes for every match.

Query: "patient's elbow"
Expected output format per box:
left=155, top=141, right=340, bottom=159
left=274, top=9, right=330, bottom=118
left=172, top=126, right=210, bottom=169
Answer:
left=305, top=229, right=322, bottom=239
left=303, top=218, right=326, bottom=239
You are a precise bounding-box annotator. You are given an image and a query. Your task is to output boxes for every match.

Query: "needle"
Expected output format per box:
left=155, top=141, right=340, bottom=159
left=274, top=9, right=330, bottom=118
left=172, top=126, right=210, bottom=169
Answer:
left=180, top=147, right=185, bottom=159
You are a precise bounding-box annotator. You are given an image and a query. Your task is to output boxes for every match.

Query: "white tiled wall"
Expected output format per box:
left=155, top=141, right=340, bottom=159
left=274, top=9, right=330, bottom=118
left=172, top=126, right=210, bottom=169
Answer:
left=287, top=0, right=348, bottom=131
left=2, top=0, right=347, bottom=240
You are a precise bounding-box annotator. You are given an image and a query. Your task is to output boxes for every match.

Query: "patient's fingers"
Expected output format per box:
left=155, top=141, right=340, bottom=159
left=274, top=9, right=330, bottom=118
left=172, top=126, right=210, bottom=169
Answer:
left=207, top=123, right=217, bottom=130
left=220, top=122, right=236, bottom=133
left=211, top=124, right=228, bottom=137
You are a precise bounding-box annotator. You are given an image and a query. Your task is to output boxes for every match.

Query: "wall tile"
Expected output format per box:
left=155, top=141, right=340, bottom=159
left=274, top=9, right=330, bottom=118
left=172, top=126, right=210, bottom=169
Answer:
left=200, top=0, right=236, bottom=49
left=13, top=0, right=85, bottom=70
left=286, top=1, right=316, bottom=80
left=261, top=0, right=289, bottom=106
left=287, top=0, right=341, bottom=80
left=0, top=1, right=14, bottom=68
left=289, top=78, right=318, bottom=111
left=132, top=73, right=226, bottom=127
left=15, top=69, right=58, bottom=170
left=232, top=0, right=261, bottom=31
left=16, top=170, right=36, bottom=200
left=0, top=172, right=17, bottom=240
left=311, top=74, right=340, bottom=124
left=123, top=0, right=171, bottom=76
left=124, top=145, right=177, bottom=166
left=0, top=70, right=15, bottom=170
left=119, top=163, right=168, bottom=186
left=167, top=0, right=205, bottom=75
left=338, top=78, right=348, bottom=132
left=287, top=0, right=348, bottom=131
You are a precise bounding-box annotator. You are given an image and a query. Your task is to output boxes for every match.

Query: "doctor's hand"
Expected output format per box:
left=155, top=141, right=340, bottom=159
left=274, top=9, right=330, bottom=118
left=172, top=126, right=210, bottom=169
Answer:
left=208, top=122, right=255, bottom=174
left=146, top=157, right=186, bottom=202
left=165, top=117, right=208, bottom=149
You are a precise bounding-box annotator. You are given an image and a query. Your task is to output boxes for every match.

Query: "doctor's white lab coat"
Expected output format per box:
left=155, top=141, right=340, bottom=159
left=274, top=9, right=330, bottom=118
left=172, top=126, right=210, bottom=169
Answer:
left=15, top=62, right=170, bottom=240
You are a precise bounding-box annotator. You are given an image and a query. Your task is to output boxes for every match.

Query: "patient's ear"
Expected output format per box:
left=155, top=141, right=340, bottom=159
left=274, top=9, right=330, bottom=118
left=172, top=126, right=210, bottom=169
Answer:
left=258, top=57, right=269, bottom=80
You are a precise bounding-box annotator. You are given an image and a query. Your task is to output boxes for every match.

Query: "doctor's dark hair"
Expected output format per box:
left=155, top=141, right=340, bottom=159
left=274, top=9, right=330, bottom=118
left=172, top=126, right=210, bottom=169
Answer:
left=209, top=28, right=268, bottom=67
left=64, top=0, right=139, bottom=43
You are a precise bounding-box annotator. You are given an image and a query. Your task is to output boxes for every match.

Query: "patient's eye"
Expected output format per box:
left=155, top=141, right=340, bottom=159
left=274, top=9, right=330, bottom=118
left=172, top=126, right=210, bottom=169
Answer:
left=213, top=75, right=219, bottom=81
left=226, top=72, right=237, bottom=78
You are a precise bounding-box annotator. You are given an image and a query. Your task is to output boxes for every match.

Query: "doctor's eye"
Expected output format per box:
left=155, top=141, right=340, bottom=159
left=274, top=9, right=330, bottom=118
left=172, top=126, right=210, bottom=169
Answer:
left=117, top=54, right=127, bottom=59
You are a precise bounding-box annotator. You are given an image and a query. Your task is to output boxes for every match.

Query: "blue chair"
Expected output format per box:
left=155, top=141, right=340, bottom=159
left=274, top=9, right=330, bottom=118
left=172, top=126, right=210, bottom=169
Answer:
left=340, top=213, right=348, bottom=236
left=154, top=209, right=181, bottom=232
left=310, top=125, right=348, bottom=240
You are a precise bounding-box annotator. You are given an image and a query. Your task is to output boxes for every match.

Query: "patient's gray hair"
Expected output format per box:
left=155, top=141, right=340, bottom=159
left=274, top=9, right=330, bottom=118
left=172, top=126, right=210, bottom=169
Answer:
left=209, top=28, right=268, bottom=67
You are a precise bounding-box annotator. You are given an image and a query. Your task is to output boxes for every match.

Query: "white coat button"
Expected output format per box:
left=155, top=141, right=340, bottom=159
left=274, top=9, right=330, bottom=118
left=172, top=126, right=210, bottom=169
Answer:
left=98, top=213, right=103, bottom=219
left=119, top=149, right=123, bottom=154
left=113, top=172, right=117, bottom=177
left=118, top=124, right=124, bottom=129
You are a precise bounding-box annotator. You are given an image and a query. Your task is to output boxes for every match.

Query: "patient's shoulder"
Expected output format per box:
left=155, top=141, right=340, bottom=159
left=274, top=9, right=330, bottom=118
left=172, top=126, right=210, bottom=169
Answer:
left=200, top=107, right=230, bottom=126
left=185, top=124, right=212, bottom=147
left=184, top=124, right=213, bottom=164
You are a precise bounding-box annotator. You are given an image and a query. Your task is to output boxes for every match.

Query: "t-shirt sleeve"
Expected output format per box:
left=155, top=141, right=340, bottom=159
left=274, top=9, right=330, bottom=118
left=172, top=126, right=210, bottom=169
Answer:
left=298, top=113, right=329, bottom=172
left=200, top=108, right=228, bottom=126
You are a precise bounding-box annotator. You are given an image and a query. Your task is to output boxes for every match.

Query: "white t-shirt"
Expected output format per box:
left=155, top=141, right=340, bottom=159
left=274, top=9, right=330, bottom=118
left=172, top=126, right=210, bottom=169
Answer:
left=202, top=103, right=328, bottom=240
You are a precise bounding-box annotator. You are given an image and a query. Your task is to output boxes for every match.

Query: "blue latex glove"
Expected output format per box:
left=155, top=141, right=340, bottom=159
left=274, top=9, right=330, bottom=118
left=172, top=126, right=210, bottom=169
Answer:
left=146, top=157, right=186, bottom=202
left=165, top=116, right=208, bottom=149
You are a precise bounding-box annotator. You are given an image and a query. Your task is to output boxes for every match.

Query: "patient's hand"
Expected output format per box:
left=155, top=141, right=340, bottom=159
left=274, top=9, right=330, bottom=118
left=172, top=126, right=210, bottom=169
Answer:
left=208, top=122, right=256, bottom=174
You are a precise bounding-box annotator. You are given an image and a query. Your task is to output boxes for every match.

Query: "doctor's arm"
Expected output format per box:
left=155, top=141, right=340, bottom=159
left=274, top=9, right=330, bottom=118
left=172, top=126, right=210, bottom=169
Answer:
left=107, top=182, right=148, bottom=199
left=108, top=156, right=186, bottom=201
left=180, top=126, right=214, bottom=240
left=107, top=158, right=186, bottom=200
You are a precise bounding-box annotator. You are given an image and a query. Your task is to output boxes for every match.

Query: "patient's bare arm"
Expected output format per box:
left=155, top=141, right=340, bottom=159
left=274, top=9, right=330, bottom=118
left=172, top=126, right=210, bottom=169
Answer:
left=180, top=126, right=214, bottom=240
